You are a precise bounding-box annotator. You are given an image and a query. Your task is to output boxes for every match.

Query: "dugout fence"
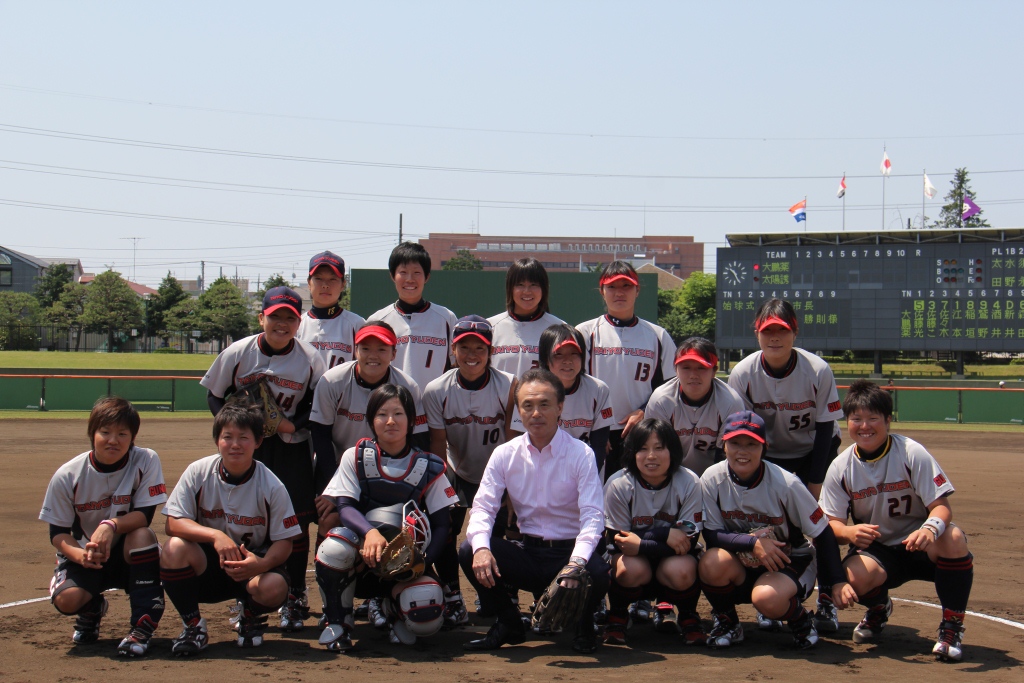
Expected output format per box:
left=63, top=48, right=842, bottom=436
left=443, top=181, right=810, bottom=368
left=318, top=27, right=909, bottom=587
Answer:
left=0, top=375, right=1021, bottom=424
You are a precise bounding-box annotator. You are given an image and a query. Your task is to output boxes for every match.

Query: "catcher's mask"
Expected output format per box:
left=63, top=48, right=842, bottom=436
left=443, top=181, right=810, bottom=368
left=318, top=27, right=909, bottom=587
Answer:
left=364, top=501, right=432, bottom=552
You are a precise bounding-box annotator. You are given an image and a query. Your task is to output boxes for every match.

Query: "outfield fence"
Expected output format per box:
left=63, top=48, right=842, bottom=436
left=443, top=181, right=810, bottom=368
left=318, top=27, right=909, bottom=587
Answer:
left=0, top=375, right=1021, bottom=423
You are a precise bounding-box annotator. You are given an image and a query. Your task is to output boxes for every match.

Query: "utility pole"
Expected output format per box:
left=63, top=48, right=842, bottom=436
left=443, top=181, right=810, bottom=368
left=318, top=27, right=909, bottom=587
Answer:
left=398, top=213, right=403, bottom=243
left=121, top=237, right=142, bottom=282
left=200, top=261, right=206, bottom=292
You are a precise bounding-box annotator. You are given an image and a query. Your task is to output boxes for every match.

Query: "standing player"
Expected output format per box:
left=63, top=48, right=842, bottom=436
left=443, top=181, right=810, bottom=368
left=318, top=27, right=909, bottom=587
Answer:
left=161, top=401, right=302, bottom=655
left=487, top=257, right=563, bottom=377
left=201, top=286, right=327, bottom=632
left=726, top=298, right=844, bottom=632
left=297, top=251, right=366, bottom=369
left=602, top=418, right=705, bottom=646
left=40, top=397, right=167, bottom=656
left=698, top=411, right=852, bottom=650
left=315, top=384, right=458, bottom=650
left=423, top=315, right=516, bottom=628
left=509, top=323, right=614, bottom=468
left=646, top=338, right=745, bottom=477
left=820, top=380, right=974, bottom=662
left=370, top=242, right=459, bottom=391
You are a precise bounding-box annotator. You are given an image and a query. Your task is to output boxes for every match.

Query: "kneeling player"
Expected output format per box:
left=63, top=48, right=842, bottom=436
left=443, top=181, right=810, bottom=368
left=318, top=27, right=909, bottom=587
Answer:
left=40, top=397, right=167, bottom=656
left=161, top=401, right=302, bottom=655
left=315, top=383, right=457, bottom=650
left=820, top=380, right=974, bottom=662
left=602, top=418, right=705, bottom=646
left=698, top=411, right=852, bottom=650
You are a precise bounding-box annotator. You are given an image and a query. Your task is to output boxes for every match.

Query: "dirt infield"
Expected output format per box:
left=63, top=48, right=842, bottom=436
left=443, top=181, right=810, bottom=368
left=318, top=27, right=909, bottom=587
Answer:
left=2, top=418, right=1022, bottom=682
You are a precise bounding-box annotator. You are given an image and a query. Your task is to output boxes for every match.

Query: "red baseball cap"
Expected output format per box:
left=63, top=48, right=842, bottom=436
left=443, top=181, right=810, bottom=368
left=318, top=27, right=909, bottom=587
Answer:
left=674, top=348, right=717, bottom=368
left=354, top=324, right=398, bottom=347
left=599, top=273, right=639, bottom=287
left=755, top=315, right=793, bottom=333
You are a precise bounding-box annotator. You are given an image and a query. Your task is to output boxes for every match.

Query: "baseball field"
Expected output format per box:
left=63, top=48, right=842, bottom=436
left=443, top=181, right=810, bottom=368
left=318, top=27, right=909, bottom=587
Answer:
left=1, top=416, right=1021, bottom=682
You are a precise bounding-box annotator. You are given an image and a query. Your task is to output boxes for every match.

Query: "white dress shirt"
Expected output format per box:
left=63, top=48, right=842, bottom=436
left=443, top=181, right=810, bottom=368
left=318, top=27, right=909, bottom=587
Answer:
left=466, top=427, right=605, bottom=560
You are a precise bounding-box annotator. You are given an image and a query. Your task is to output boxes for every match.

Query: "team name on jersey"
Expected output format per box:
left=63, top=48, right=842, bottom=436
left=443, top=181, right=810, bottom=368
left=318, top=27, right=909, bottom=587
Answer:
left=632, top=512, right=676, bottom=527
left=444, top=412, right=504, bottom=426
left=674, top=426, right=719, bottom=437
left=396, top=335, right=448, bottom=347
left=593, top=346, right=655, bottom=359
left=309, top=341, right=353, bottom=352
left=560, top=417, right=594, bottom=429
left=492, top=344, right=539, bottom=355
left=722, top=510, right=784, bottom=525
left=850, top=478, right=912, bottom=500
left=752, top=399, right=816, bottom=411
left=74, top=495, right=132, bottom=512
left=199, top=507, right=267, bottom=527
left=238, top=372, right=304, bottom=391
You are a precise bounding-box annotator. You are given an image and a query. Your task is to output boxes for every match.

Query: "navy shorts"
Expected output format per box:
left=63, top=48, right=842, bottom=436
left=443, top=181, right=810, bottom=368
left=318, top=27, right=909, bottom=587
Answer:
left=848, top=541, right=936, bottom=589
left=50, top=537, right=130, bottom=601
left=192, top=542, right=290, bottom=604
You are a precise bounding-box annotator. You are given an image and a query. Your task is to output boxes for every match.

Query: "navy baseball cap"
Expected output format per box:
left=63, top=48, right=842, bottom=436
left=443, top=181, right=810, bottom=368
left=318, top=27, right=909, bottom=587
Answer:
left=452, top=315, right=493, bottom=346
left=309, top=251, right=345, bottom=278
left=721, top=410, right=767, bottom=444
left=262, top=286, right=303, bottom=316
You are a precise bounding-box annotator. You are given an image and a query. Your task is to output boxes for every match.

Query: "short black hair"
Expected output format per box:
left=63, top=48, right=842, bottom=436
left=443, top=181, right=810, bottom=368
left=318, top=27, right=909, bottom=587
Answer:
left=388, top=242, right=432, bottom=279
left=842, top=379, right=893, bottom=419
left=366, top=383, right=418, bottom=440
left=622, top=418, right=683, bottom=481
left=87, top=396, right=140, bottom=443
left=213, top=399, right=265, bottom=442
left=538, top=323, right=586, bottom=375
left=516, top=368, right=565, bottom=406
left=753, top=298, right=799, bottom=334
left=505, top=258, right=550, bottom=315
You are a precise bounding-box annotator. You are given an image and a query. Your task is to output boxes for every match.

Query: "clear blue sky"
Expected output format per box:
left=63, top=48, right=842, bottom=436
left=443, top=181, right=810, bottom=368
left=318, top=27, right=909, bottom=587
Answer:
left=2, top=2, right=1021, bottom=287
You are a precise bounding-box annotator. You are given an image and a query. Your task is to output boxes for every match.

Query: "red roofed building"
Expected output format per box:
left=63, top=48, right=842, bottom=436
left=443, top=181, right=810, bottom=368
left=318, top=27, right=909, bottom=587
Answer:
left=80, top=274, right=158, bottom=299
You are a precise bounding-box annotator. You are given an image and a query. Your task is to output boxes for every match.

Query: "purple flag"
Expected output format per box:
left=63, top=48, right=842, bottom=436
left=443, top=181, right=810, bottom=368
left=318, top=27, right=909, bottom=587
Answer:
left=961, top=196, right=981, bottom=221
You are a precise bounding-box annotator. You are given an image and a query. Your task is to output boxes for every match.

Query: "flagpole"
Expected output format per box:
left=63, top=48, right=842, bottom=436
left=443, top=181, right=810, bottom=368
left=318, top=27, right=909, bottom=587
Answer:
left=922, top=168, right=926, bottom=230
left=881, top=145, right=886, bottom=230
left=842, top=171, right=846, bottom=231
left=804, top=195, right=808, bottom=232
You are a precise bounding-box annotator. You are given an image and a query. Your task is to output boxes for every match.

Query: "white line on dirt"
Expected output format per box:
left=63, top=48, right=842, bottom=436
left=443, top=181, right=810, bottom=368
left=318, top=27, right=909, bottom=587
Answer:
left=892, top=597, right=1024, bottom=631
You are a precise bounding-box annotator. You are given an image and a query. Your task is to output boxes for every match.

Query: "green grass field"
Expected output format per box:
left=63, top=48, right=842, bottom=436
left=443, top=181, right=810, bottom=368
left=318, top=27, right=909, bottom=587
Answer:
left=0, top=351, right=214, bottom=371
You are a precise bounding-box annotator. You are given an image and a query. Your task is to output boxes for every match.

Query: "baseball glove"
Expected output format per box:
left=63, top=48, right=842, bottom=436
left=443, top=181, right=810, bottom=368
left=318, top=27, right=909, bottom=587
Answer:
left=735, top=526, right=791, bottom=568
left=373, top=528, right=425, bottom=583
left=531, top=563, right=592, bottom=633
left=239, top=380, right=284, bottom=437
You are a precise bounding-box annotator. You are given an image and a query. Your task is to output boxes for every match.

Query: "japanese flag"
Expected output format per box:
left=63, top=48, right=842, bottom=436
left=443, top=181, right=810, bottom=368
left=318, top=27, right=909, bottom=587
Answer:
left=924, top=174, right=937, bottom=199
left=837, top=176, right=847, bottom=199
left=880, top=152, right=892, bottom=176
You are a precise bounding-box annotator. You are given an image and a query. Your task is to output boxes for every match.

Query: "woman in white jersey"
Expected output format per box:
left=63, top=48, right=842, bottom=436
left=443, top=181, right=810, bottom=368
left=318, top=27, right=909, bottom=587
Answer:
left=296, top=250, right=365, bottom=370
left=487, top=258, right=562, bottom=378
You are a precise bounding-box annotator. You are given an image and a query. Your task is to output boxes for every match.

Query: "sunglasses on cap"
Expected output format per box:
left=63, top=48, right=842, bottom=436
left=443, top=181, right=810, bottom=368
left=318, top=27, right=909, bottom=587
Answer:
left=453, top=320, right=493, bottom=334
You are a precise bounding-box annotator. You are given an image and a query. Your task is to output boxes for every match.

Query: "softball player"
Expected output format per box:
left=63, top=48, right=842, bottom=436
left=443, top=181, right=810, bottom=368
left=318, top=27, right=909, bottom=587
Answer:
left=577, top=261, right=675, bottom=481
left=40, top=397, right=167, bottom=656
left=820, top=380, right=974, bottom=662
left=370, top=242, right=458, bottom=391
left=161, top=401, right=302, bottom=655
left=645, top=337, right=745, bottom=477
left=316, top=383, right=458, bottom=650
left=602, top=418, right=705, bottom=646
left=487, top=257, right=563, bottom=378
left=423, top=315, right=516, bottom=628
left=698, top=411, right=851, bottom=650
left=297, top=251, right=366, bottom=369
left=201, top=286, right=326, bottom=632
left=509, top=324, right=614, bottom=465
left=726, top=298, right=844, bottom=632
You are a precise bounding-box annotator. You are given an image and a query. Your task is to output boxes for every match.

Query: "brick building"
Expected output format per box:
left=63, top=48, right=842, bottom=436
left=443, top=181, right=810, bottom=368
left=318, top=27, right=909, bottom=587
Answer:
left=418, top=233, right=703, bottom=277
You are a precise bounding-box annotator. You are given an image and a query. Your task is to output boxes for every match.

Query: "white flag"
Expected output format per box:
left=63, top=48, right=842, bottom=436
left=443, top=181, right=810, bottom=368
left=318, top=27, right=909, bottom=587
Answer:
left=880, top=152, right=892, bottom=176
left=924, top=173, right=937, bottom=199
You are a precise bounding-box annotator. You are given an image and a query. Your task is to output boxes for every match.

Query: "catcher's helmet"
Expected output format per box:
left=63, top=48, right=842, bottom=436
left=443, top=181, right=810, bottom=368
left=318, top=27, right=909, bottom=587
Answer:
left=394, top=575, right=445, bottom=638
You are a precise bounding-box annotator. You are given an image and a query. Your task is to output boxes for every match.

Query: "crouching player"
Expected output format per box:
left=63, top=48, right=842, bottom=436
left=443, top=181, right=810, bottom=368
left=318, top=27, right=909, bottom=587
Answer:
left=820, top=380, right=974, bottom=662
left=602, top=418, right=705, bottom=646
left=698, top=411, right=852, bottom=649
left=315, top=384, right=458, bottom=651
left=161, top=401, right=301, bottom=655
left=39, top=397, right=167, bottom=656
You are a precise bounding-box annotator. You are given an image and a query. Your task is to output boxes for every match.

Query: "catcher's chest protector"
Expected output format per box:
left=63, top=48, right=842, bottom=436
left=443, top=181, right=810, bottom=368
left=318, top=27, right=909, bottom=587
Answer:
left=355, top=438, right=445, bottom=509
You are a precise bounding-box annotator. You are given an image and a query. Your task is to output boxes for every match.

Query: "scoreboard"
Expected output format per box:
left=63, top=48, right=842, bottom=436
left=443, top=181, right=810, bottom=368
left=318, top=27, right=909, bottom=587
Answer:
left=715, top=235, right=1024, bottom=352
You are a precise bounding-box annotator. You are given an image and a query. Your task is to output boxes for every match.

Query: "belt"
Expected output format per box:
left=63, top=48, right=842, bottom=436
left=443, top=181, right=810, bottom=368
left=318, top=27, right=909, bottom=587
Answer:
left=522, top=535, right=575, bottom=549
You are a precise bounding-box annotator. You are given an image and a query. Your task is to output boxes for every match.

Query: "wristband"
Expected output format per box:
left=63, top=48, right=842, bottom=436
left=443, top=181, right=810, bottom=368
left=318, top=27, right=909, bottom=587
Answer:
left=920, top=516, right=946, bottom=540
left=99, top=519, right=118, bottom=533
left=569, top=555, right=588, bottom=567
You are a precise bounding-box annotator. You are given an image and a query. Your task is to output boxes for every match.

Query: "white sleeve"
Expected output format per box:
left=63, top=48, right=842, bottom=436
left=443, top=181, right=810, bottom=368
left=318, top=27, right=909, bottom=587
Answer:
left=310, top=374, right=340, bottom=427
left=815, top=364, right=844, bottom=422
left=907, top=443, right=955, bottom=506
left=592, top=380, right=615, bottom=431
left=132, top=449, right=168, bottom=508
left=309, top=350, right=328, bottom=387
left=199, top=345, right=239, bottom=398
left=422, top=379, right=446, bottom=431
left=788, top=479, right=829, bottom=538
left=322, top=448, right=362, bottom=500
left=267, top=479, right=301, bottom=541
left=163, top=464, right=198, bottom=520
left=603, top=475, right=633, bottom=531
left=644, top=387, right=673, bottom=424
left=39, top=468, right=76, bottom=527
left=700, top=473, right=727, bottom=532
left=658, top=327, right=676, bottom=381
left=422, top=470, right=459, bottom=513
left=726, top=365, right=753, bottom=410
left=818, top=455, right=851, bottom=519
left=677, top=470, right=704, bottom=532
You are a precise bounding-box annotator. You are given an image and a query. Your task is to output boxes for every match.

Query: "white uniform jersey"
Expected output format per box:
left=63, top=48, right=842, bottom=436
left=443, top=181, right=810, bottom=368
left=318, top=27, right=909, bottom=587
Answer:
left=486, top=310, right=564, bottom=378
left=510, top=374, right=614, bottom=441
left=645, top=378, right=746, bottom=476
left=820, top=434, right=955, bottom=547
left=163, top=455, right=301, bottom=552
left=40, top=447, right=167, bottom=551
left=296, top=308, right=366, bottom=369
left=309, top=361, right=428, bottom=458
left=700, top=460, right=829, bottom=547
left=726, top=348, right=843, bottom=461
left=369, top=301, right=459, bottom=391
left=604, top=467, right=704, bottom=534
left=423, top=368, right=514, bottom=484
left=576, top=315, right=676, bottom=428
left=323, top=446, right=459, bottom=514
left=200, top=334, right=327, bottom=444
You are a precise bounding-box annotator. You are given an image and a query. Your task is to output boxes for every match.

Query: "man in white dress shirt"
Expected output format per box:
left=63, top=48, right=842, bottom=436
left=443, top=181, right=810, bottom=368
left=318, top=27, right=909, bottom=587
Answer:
left=459, top=368, right=609, bottom=653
